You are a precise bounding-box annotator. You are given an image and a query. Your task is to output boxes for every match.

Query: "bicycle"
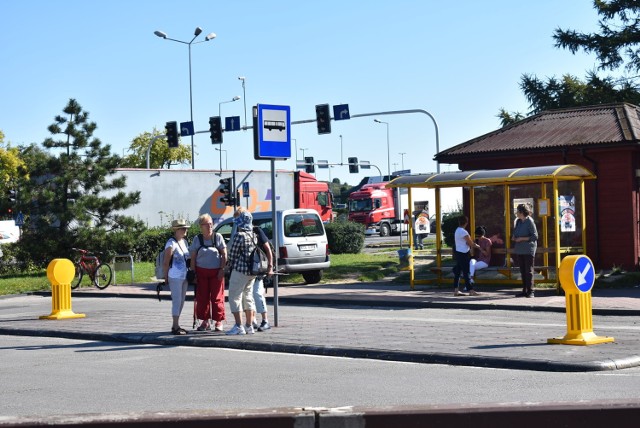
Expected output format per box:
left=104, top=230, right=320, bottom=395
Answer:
left=71, top=248, right=113, bottom=290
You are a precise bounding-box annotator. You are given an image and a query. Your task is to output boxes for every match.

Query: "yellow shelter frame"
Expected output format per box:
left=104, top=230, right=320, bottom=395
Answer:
left=387, top=164, right=596, bottom=289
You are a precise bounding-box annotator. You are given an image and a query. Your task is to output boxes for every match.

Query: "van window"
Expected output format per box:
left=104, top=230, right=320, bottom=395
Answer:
left=284, top=213, right=324, bottom=237
left=216, top=222, right=234, bottom=242
left=254, top=218, right=273, bottom=240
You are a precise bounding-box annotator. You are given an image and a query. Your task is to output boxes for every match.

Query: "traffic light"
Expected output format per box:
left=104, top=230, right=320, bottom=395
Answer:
left=348, top=157, right=359, bottom=173
left=315, top=104, right=331, bottom=135
left=219, top=177, right=235, bottom=206
left=165, top=121, right=179, bottom=148
left=209, top=116, right=223, bottom=143
left=304, top=156, right=315, bottom=173
left=7, top=189, right=16, bottom=204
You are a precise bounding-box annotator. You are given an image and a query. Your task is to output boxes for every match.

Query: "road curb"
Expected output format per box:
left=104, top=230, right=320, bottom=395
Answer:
left=2, top=326, right=639, bottom=373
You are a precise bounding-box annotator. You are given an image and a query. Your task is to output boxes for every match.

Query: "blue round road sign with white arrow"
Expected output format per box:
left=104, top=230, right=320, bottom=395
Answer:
left=573, top=255, right=595, bottom=293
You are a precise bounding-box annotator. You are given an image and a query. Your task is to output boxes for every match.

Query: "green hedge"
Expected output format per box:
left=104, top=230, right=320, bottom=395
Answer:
left=325, top=220, right=365, bottom=254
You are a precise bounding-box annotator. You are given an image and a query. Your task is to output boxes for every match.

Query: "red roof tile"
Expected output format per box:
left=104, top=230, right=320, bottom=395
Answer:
left=436, top=103, right=640, bottom=163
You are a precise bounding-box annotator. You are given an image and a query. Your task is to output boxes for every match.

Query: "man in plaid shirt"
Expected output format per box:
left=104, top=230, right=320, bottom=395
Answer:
left=225, top=207, right=257, bottom=335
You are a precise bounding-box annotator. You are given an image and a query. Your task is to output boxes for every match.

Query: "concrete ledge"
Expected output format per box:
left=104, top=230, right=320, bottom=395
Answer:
left=2, top=401, right=640, bottom=428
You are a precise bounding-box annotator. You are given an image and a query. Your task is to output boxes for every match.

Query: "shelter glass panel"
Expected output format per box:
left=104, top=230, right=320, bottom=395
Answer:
left=472, top=185, right=506, bottom=266
left=508, top=183, right=545, bottom=265
left=556, top=180, right=583, bottom=249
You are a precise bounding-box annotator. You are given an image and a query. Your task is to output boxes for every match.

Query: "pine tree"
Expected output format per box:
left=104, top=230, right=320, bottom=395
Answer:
left=22, top=99, right=144, bottom=263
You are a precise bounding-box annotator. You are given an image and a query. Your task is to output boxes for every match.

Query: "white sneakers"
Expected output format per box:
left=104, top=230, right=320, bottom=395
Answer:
left=226, top=321, right=270, bottom=335
left=226, top=324, right=246, bottom=335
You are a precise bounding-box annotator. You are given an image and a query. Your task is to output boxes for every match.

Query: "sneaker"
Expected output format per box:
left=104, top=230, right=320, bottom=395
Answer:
left=469, top=289, right=480, bottom=296
left=515, top=291, right=527, bottom=298
left=525, top=292, right=535, bottom=298
left=252, top=321, right=259, bottom=330
left=258, top=321, right=271, bottom=332
left=454, top=289, right=467, bottom=297
left=226, top=324, right=246, bottom=335
left=244, top=324, right=255, bottom=334
left=214, top=322, right=224, bottom=332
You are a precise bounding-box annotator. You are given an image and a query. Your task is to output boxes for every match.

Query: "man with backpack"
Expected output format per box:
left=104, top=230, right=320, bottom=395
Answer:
left=225, top=208, right=259, bottom=335
left=189, top=213, right=227, bottom=332
left=249, top=223, right=274, bottom=332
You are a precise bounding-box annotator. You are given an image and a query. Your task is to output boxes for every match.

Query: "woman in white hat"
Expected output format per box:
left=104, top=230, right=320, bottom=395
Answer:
left=163, top=219, right=191, bottom=335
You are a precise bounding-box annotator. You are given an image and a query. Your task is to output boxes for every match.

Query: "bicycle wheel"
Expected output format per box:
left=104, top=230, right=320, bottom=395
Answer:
left=93, top=263, right=113, bottom=289
left=72, top=264, right=84, bottom=289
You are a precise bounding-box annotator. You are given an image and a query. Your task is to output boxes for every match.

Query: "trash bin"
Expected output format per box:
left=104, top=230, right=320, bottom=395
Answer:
left=397, top=248, right=413, bottom=271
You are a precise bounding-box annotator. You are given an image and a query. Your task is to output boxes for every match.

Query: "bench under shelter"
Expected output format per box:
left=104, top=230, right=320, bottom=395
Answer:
left=386, top=164, right=596, bottom=290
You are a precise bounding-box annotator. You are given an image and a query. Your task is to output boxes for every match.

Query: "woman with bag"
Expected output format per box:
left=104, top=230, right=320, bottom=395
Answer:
left=163, top=219, right=191, bottom=335
left=189, top=213, right=227, bottom=332
left=512, top=204, right=538, bottom=298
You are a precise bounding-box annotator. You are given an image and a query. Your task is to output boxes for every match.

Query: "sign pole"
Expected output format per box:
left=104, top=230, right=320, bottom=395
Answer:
left=270, top=159, right=279, bottom=327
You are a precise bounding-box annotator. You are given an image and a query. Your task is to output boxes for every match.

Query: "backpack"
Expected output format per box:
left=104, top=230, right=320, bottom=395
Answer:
left=248, top=230, right=270, bottom=276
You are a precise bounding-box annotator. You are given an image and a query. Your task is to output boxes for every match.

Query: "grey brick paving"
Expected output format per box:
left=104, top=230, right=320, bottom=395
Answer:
left=1, top=281, right=640, bottom=372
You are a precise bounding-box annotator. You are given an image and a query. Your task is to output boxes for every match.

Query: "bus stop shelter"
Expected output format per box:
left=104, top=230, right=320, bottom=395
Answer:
left=387, top=164, right=596, bottom=289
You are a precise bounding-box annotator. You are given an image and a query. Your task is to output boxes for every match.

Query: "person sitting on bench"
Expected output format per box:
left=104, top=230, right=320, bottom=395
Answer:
left=468, top=226, right=492, bottom=288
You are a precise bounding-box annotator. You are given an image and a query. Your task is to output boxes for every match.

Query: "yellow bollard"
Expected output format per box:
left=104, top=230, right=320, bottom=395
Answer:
left=548, top=255, right=613, bottom=345
left=40, top=258, right=86, bottom=320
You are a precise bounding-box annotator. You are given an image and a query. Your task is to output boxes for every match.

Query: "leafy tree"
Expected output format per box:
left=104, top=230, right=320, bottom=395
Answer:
left=19, top=99, right=144, bottom=265
left=0, top=130, right=28, bottom=187
left=120, top=128, right=191, bottom=169
left=499, top=1, right=640, bottom=126
left=554, top=0, right=640, bottom=78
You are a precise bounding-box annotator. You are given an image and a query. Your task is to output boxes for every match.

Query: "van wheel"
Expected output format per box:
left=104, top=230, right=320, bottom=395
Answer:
left=302, top=270, right=322, bottom=284
left=379, top=223, right=391, bottom=237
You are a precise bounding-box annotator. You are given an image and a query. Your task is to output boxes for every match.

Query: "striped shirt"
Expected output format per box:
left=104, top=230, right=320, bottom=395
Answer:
left=228, top=230, right=256, bottom=275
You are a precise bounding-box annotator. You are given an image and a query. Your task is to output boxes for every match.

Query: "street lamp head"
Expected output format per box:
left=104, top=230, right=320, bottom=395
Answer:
left=205, top=32, right=216, bottom=41
left=232, top=96, right=241, bottom=101
left=238, top=76, right=245, bottom=81
left=374, top=119, right=381, bottom=123
left=154, top=30, right=167, bottom=39
left=194, top=27, right=203, bottom=36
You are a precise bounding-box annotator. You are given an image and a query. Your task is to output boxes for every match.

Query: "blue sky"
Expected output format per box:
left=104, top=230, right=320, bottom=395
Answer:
left=1, top=1, right=601, bottom=184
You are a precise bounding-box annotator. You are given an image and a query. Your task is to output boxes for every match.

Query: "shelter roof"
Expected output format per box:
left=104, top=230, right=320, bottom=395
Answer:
left=436, top=103, right=640, bottom=163
left=387, top=164, right=595, bottom=188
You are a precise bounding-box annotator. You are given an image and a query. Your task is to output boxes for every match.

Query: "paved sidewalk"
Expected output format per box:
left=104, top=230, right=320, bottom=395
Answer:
left=1, top=280, right=639, bottom=372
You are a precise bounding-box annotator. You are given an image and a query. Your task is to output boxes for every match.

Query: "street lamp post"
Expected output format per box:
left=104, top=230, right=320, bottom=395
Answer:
left=292, top=138, right=297, bottom=167
left=218, top=96, right=241, bottom=117
left=238, top=76, right=247, bottom=129
left=374, top=119, right=390, bottom=178
left=215, top=147, right=227, bottom=171
left=399, top=152, right=406, bottom=170
left=339, top=134, right=343, bottom=165
left=300, top=147, right=309, bottom=160
left=154, top=27, right=216, bottom=169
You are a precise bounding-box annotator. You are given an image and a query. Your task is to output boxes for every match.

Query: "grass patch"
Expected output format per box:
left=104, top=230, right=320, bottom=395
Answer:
left=0, top=252, right=401, bottom=296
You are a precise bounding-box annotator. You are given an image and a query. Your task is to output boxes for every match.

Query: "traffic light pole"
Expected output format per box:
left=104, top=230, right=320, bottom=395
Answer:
left=303, top=160, right=382, bottom=177
left=189, top=107, right=440, bottom=172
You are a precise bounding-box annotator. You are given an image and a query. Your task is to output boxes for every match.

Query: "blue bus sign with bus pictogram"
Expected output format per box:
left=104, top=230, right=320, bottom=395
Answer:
left=254, top=104, right=291, bottom=160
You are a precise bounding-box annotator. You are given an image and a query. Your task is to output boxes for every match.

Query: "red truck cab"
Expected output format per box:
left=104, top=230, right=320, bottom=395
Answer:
left=294, top=171, right=333, bottom=223
left=347, top=182, right=398, bottom=236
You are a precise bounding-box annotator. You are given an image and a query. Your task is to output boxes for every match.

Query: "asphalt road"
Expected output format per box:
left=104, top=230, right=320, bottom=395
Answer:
left=2, top=303, right=640, bottom=418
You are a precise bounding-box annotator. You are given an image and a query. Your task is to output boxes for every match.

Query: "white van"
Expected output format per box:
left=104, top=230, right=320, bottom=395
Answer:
left=215, top=208, right=330, bottom=284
